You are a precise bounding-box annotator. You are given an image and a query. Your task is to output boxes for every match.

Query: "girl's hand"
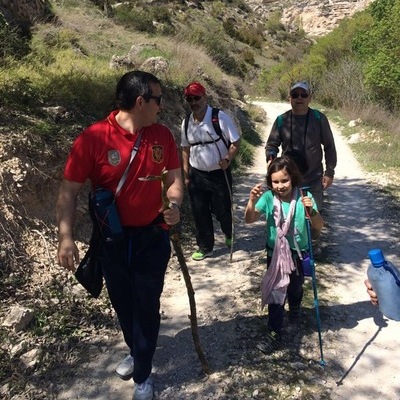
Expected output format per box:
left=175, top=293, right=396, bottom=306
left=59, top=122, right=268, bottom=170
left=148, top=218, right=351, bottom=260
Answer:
left=301, top=195, right=313, bottom=209
left=249, top=183, right=265, bottom=202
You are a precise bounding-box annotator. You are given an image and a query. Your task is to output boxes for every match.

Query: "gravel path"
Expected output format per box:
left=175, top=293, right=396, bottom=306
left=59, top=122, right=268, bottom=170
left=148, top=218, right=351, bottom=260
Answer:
left=56, top=102, right=400, bottom=400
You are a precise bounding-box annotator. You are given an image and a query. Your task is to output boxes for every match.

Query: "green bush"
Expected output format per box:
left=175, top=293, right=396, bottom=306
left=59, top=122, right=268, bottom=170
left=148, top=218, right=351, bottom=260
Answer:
left=0, top=17, right=30, bottom=65
left=223, top=19, right=240, bottom=40
left=257, top=63, right=288, bottom=95
left=0, top=76, right=40, bottom=109
left=236, top=25, right=264, bottom=49
left=113, top=5, right=156, bottom=34
left=188, top=26, right=244, bottom=76
left=241, top=49, right=255, bottom=65
left=266, top=10, right=285, bottom=35
left=317, top=58, right=367, bottom=109
left=352, top=0, right=400, bottom=111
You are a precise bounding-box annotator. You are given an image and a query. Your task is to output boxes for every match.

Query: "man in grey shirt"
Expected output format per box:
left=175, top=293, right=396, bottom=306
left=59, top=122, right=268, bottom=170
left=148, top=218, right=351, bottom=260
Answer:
left=265, top=81, right=337, bottom=254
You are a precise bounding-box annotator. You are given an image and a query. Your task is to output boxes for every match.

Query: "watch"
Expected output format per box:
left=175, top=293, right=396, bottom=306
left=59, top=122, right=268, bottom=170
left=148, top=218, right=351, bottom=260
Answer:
left=224, top=157, right=231, bottom=164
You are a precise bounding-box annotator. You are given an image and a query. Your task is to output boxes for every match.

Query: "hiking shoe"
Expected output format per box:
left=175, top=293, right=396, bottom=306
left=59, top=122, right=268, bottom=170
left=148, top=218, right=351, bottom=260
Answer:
left=225, top=237, right=232, bottom=248
left=133, top=376, right=154, bottom=400
left=191, top=250, right=213, bottom=261
left=257, top=330, right=281, bottom=354
left=116, top=354, right=134, bottom=380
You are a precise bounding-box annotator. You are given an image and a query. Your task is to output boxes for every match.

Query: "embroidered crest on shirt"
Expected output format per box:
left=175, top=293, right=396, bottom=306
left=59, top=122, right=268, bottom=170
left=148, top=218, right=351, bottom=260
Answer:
left=152, top=145, right=164, bottom=163
left=108, top=150, right=121, bottom=166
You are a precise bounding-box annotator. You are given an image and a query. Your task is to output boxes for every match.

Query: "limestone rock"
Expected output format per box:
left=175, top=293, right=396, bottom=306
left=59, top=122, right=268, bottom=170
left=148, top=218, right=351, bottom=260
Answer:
left=2, top=305, right=34, bottom=333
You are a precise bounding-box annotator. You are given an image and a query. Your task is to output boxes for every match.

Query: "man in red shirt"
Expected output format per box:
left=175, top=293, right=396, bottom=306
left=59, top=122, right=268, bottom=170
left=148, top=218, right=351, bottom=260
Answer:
left=56, top=70, right=183, bottom=400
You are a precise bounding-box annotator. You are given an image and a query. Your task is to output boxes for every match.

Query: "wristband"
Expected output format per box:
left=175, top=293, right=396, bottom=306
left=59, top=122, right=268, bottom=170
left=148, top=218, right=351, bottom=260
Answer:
left=224, top=158, right=231, bottom=165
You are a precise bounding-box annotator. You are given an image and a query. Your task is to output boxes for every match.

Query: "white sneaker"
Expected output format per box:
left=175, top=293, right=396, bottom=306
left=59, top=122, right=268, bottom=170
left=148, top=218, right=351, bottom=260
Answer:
left=133, top=376, right=154, bottom=400
left=115, top=354, right=134, bottom=380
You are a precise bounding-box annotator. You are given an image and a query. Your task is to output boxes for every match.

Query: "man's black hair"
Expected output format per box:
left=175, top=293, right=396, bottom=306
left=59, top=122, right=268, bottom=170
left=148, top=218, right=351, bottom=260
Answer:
left=115, top=70, right=161, bottom=110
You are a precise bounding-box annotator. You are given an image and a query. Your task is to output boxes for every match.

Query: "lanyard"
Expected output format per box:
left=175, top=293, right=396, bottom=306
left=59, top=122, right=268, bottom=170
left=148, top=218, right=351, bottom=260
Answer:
left=115, top=130, right=142, bottom=196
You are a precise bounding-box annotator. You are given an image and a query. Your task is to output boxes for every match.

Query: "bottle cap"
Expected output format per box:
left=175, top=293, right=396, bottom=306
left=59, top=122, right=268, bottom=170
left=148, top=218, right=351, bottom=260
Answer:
left=368, top=248, right=385, bottom=267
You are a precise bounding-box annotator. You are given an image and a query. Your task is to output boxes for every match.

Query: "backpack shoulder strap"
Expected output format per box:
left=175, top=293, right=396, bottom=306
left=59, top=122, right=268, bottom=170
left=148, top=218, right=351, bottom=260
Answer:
left=211, top=108, right=229, bottom=149
left=312, top=108, right=321, bottom=120
left=310, top=108, right=322, bottom=139
left=184, top=113, right=191, bottom=142
left=277, top=114, right=284, bottom=133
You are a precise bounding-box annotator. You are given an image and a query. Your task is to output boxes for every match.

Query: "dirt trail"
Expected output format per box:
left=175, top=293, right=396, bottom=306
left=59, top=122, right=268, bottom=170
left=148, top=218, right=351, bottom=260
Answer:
left=253, top=102, right=400, bottom=400
left=56, top=102, right=400, bottom=400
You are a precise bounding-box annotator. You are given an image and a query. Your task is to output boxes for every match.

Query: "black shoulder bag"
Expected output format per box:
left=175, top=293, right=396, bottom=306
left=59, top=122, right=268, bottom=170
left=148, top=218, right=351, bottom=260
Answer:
left=75, top=131, right=143, bottom=297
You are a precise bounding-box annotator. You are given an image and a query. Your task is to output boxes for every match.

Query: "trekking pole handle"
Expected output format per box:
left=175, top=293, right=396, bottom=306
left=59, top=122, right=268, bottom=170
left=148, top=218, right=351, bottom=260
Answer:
left=300, top=188, right=312, bottom=220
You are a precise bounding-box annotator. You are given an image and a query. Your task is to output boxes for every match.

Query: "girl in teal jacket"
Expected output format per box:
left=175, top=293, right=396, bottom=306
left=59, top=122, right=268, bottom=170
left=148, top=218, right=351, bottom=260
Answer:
left=245, top=156, right=324, bottom=350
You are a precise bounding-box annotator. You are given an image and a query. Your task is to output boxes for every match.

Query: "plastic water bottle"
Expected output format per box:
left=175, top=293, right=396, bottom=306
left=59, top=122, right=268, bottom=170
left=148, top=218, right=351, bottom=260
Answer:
left=367, top=249, right=400, bottom=321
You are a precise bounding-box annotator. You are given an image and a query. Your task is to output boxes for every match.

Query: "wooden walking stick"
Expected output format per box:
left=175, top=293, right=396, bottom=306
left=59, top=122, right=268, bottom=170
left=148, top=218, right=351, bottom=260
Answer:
left=138, top=172, right=210, bottom=375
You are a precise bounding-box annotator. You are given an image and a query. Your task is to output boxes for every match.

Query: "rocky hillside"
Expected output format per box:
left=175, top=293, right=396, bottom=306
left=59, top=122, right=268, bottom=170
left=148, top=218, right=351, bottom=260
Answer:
left=246, top=0, right=374, bottom=36
left=2, top=0, right=374, bottom=38
left=280, top=0, right=375, bottom=36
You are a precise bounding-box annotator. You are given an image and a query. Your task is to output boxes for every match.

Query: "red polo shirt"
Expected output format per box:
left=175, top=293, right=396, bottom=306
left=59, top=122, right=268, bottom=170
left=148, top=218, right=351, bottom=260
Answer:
left=64, top=111, right=180, bottom=227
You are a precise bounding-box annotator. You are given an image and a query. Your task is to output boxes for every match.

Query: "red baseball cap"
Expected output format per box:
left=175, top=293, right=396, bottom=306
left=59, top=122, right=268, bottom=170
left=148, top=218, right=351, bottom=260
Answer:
left=184, top=82, right=206, bottom=96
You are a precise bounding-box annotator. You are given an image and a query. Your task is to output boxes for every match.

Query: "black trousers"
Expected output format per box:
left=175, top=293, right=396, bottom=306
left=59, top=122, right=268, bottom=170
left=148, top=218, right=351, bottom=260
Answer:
left=101, top=226, right=171, bottom=384
left=188, top=167, right=233, bottom=252
left=266, top=256, right=305, bottom=335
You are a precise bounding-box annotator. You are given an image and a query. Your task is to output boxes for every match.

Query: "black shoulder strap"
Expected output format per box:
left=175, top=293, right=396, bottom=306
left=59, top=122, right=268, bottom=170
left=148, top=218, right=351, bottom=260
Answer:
left=211, top=108, right=229, bottom=149
left=184, top=113, right=190, bottom=143
left=184, top=108, right=230, bottom=149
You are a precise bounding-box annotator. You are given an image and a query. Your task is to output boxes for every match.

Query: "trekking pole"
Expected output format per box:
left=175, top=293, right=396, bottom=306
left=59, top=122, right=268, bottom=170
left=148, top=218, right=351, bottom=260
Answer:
left=300, top=189, right=326, bottom=366
left=139, top=172, right=210, bottom=375
left=206, top=132, right=235, bottom=262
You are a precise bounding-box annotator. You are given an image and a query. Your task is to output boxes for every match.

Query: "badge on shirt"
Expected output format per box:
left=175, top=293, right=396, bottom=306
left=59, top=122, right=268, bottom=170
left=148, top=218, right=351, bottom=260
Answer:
left=108, top=150, right=121, bottom=166
left=152, top=145, right=164, bottom=164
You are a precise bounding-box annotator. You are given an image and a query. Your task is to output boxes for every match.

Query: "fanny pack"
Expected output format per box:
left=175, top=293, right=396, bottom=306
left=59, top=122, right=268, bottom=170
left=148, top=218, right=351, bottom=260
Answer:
left=91, top=188, right=124, bottom=243
left=92, top=131, right=142, bottom=243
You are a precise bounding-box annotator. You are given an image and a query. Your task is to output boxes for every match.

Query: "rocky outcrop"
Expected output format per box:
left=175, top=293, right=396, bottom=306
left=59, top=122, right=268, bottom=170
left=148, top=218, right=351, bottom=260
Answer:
left=248, top=0, right=374, bottom=36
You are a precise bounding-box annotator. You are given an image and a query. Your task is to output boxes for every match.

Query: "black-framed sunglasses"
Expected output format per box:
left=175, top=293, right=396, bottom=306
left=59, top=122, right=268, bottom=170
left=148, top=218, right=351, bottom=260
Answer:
left=144, top=95, right=163, bottom=105
left=291, top=92, right=309, bottom=99
left=185, top=95, right=202, bottom=102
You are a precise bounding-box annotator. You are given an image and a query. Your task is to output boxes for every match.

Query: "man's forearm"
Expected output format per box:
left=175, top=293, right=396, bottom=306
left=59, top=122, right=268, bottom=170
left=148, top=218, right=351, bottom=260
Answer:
left=181, top=147, right=190, bottom=179
left=226, top=139, right=241, bottom=161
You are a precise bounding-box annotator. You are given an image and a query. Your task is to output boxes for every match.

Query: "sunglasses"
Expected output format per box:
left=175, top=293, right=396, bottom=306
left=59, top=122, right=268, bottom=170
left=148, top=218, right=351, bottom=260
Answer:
left=145, top=95, right=163, bottom=105
left=291, top=92, right=309, bottom=99
left=185, top=96, right=202, bottom=102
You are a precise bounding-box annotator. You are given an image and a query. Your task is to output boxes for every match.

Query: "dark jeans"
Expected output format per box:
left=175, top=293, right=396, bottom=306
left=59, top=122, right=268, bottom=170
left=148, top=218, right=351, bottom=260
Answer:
left=267, top=256, right=305, bottom=335
left=101, top=226, right=171, bottom=384
left=188, top=167, right=233, bottom=252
